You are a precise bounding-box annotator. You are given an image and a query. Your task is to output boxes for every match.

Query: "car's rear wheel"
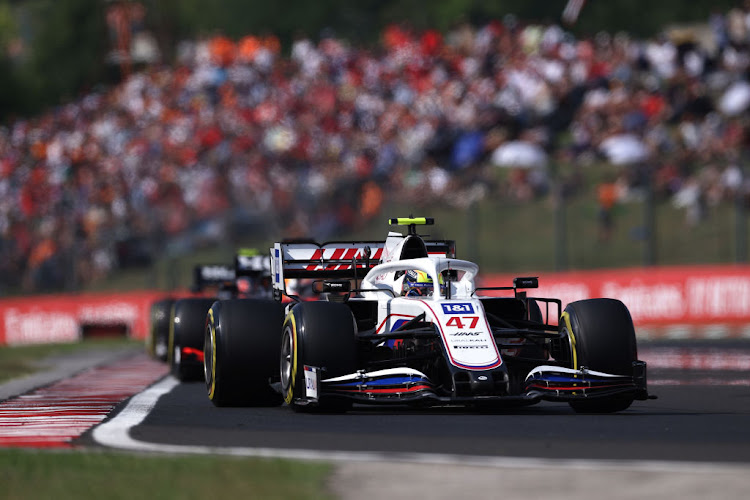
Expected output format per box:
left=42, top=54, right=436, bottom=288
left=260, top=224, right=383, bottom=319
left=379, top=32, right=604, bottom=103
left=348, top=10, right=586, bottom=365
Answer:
left=560, top=298, right=638, bottom=413
left=280, top=302, right=357, bottom=412
left=205, top=299, right=284, bottom=407
left=169, top=298, right=217, bottom=382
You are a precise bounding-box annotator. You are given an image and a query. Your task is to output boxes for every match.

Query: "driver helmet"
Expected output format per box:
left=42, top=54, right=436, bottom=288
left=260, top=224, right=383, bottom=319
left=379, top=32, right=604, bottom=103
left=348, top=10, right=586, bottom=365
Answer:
left=236, top=277, right=253, bottom=296
left=402, top=270, right=444, bottom=297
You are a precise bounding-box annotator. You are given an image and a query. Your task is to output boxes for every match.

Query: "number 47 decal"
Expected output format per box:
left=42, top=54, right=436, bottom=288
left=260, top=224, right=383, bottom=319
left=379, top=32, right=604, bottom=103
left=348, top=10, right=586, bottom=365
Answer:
left=445, top=316, right=479, bottom=328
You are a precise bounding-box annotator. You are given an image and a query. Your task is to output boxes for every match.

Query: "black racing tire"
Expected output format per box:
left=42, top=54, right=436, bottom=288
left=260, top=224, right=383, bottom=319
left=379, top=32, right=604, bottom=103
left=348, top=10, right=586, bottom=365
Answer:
left=205, top=299, right=285, bottom=407
left=560, top=298, right=638, bottom=413
left=148, top=298, right=175, bottom=362
left=280, top=302, right=357, bottom=412
left=169, top=298, right=217, bottom=382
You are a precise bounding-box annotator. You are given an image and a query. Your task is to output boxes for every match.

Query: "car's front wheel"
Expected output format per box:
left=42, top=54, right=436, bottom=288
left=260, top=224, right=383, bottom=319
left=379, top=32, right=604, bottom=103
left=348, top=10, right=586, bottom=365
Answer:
left=560, top=298, right=638, bottom=413
left=169, top=298, right=216, bottom=382
left=280, top=301, right=357, bottom=412
left=148, top=298, right=174, bottom=362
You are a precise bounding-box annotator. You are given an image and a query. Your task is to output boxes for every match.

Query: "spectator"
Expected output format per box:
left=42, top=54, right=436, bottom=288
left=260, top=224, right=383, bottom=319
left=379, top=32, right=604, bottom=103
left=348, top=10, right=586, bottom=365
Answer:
left=597, top=177, right=618, bottom=242
left=3, top=7, right=750, bottom=293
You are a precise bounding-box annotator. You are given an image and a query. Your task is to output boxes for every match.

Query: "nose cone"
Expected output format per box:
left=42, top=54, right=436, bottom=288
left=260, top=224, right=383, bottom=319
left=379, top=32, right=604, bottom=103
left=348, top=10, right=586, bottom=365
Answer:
left=453, top=368, right=508, bottom=397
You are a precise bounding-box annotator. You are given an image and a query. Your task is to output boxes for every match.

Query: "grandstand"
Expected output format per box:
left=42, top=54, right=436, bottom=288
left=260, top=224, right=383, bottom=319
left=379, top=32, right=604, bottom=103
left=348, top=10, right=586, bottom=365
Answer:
left=2, top=4, right=750, bottom=294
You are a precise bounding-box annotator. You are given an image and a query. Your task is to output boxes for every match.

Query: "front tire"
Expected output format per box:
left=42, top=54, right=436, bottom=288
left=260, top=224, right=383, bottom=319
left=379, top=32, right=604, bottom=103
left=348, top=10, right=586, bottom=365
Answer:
left=280, top=302, right=357, bottom=412
left=205, top=299, right=284, bottom=407
left=560, top=298, right=638, bottom=413
left=148, top=298, right=175, bottom=362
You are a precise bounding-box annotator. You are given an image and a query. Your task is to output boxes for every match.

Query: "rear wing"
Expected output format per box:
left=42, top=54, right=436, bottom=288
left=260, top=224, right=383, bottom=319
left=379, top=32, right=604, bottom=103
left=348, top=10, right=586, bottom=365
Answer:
left=271, top=239, right=455, bottom=299
left=271, top=241, right=383, bottom=285
left=235, top=253, right=271, bottom=277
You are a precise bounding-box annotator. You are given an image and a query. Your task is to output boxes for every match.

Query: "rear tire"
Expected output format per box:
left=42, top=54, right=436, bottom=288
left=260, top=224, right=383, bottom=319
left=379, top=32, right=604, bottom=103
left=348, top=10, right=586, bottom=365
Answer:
left=561, top=298, right=638, bottom=413
left=205, top=299, right=285, bottom=407
left=169, top=298, right=216, bottom=382
left=280, top=302, right=357, bottom=412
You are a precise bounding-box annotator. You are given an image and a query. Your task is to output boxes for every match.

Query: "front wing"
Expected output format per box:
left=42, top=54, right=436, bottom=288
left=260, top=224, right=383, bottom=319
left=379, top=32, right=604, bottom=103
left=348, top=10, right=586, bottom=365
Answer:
left=292, top=362, right=650, bottom=407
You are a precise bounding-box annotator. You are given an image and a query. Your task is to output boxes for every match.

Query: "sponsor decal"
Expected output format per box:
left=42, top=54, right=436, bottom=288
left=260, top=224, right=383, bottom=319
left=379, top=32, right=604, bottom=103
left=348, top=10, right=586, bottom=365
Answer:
left=0, top=291, right=166, bottom=346
left=441, top=303, right=474, bottom=314
left=484, top=264, right=750, bottom=326
left=200, top=265, right=235, bottom=281
left=274, top=247, right=281, bottom=284
left=304, top=365, right=319, bottom=400
left=303, top=247, right=383, bottom=271
left=236, top=254, right=267, bottom=272
left=420, top=300, right=503, bottom=370
left=79, top=303, right=139, bottom=324
left=445, top=316, right=479, bottom=328
left=4, top=309, right=78, bottom=345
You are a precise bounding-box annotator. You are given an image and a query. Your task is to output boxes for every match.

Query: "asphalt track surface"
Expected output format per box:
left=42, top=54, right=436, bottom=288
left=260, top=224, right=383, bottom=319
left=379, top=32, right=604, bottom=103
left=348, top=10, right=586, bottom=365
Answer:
left=79, top=344, right=750, bottom=464
left=6, top=341, right=750, bottom=499
left=89, top=364, right=750, bottom=464
left=84, top=341, right=750, bottom=499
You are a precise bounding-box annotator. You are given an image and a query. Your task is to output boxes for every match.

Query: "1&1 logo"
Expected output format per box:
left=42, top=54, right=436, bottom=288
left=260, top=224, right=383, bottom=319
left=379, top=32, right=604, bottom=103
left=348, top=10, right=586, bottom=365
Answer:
left=441, top=303, right=474, bottom=314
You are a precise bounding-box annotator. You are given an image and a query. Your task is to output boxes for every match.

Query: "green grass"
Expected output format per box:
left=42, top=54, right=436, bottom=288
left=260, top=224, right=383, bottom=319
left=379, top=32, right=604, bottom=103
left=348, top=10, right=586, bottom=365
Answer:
left=0, top=448, right=333, bottom=500
left=350, top=195, right=747, bottom=274
left=0, top=342, right=333, bottom=499
left=0, top=338, right=142, bottom=384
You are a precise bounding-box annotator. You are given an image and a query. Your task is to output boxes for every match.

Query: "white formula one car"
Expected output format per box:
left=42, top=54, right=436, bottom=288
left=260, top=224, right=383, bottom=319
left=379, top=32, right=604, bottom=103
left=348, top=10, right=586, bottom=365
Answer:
left=204, top=218, right=653, bottom=413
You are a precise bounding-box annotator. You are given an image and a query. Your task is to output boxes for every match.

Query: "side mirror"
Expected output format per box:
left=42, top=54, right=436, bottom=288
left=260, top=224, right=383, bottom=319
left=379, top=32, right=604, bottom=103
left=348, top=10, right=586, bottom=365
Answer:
left=514, top=277, right=539, bottom=289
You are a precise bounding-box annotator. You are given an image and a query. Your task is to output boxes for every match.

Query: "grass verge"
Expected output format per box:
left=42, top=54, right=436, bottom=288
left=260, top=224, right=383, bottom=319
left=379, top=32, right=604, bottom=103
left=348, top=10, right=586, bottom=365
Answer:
left=0, top=338, right=142, bottom=384
left=0, top=448, right=333, bottom=500
left=86, top=195, right=750, bottom=294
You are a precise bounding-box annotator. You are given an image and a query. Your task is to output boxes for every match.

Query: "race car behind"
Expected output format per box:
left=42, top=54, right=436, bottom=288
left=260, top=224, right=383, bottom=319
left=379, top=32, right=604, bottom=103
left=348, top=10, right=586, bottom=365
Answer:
left=167, top=249, right=273, bottom=381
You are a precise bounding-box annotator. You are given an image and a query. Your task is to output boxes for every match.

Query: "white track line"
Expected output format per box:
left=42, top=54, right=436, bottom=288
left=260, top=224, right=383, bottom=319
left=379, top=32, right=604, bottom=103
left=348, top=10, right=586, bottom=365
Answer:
left=93, top=377, right=750, bottom=473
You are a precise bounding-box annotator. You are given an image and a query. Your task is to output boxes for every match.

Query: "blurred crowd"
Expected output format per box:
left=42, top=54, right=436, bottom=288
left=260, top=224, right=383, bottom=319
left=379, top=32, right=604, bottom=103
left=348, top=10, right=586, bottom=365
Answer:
left=3, top=3, right=750, bottom=293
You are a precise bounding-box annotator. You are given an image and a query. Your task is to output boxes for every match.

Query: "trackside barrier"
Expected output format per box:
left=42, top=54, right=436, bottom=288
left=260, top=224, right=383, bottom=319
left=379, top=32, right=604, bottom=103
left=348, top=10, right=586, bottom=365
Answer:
left=0, top=291, right=172, bottom=346
left=482, top=264, right=750, bottom=327
left=2, top=264, right=750, bottom=346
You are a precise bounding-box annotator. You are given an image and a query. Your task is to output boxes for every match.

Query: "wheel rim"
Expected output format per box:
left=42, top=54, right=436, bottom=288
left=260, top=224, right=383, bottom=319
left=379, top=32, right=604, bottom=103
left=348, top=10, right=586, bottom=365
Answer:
left=280, top=326, right=293, bottom=391
left=560, top=312, right=578, bottom=370
left=204, top=324, right=213, bottom=390
left=561, top=326, right=575, bottom=369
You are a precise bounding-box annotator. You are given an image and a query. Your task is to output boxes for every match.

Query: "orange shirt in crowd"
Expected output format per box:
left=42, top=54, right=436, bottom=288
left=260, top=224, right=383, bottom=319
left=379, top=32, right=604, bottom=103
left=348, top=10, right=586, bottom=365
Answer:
left=598, top=182, right=617, bottom=210
left=209, top=35, right=236, bottom=66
